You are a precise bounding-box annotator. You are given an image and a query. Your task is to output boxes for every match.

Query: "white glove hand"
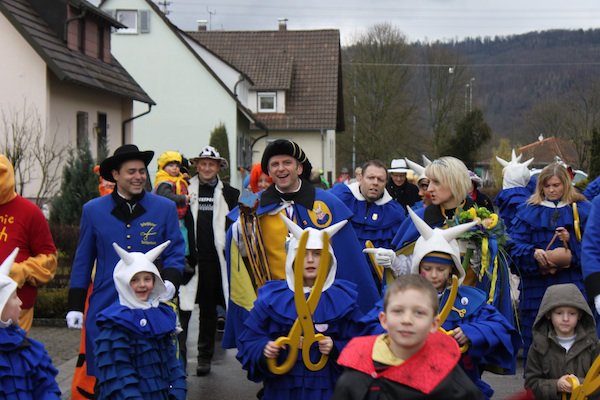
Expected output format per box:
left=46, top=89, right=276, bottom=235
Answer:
left=594, top=295, right=600, bottom=315
left=162, top=280, right=176, bottom=301
left=66, top=311, right=84, bottom=329
left=363, top=248, right=396, bottom=267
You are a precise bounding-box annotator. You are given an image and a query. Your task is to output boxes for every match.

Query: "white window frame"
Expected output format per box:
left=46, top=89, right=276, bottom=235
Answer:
left=258, top=92, right=277, bottom=112
left=115, top=10, right=138, bottom=34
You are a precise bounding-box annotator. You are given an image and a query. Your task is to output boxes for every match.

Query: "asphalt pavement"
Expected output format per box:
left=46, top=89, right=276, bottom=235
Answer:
left=29, top=308, right=526, bottom=399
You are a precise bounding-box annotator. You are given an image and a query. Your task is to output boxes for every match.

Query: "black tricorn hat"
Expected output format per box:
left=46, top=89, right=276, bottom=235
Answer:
left=261, top=139, right=312, bottom=180
left=99, top=144, right=154, bottom=182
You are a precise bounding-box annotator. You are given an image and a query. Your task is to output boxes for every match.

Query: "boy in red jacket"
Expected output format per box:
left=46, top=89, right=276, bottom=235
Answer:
left=332, top=274, right=483, bottom=399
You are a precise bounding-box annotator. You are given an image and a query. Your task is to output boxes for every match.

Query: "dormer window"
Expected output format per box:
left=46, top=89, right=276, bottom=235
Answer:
left=258, top=92, right=276, bottom=112
left=115, top=10, right=137, bottom=34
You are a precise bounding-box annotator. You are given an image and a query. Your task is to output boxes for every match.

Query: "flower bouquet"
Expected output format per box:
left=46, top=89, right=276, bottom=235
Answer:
left=449, top=206, right=513, bottom=320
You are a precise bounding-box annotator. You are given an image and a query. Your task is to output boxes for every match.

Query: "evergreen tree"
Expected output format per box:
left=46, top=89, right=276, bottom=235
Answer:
left=440, top=108, right=491, bottom=169
left=589, top=127, right=600, bottom=180
left=209, top=123, right=230, bottom=180
left=49, top=140, right=98, bottom=225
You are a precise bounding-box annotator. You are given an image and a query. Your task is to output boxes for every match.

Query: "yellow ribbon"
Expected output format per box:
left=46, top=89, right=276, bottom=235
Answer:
left=573, top=202, right=582, bottom=242
left=479, top=237, right=489, bottom=281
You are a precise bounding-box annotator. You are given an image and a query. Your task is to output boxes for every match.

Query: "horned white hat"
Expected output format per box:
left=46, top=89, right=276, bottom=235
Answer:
left=280, top=214, right=347, bottom=293
left=408, top=207, right=477, bottom=285
left=405, top=155, right=432, bottom=184
left=112, top=241, right=169, bottom=309
left=0, top=248, right=19, bottom=325
left=496, top=149, right=534, bottom=190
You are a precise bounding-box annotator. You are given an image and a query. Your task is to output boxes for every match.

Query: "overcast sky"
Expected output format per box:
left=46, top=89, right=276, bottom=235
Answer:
left=161, top=0, right=600, bottom=44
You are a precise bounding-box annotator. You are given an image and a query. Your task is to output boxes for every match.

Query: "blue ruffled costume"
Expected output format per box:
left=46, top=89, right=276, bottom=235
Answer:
left=508, top=200, right=590, bottom=357
left=236, top=279, right=364, bottom=400
left=0, top=325, right=60, bottom=399
left=359, top=286, right=518, bottom=400
left=224, top=188, right=379, bottom=349
left=94, top=303, right=186, bottom=400
left=494, top=186, right=531, bottom=231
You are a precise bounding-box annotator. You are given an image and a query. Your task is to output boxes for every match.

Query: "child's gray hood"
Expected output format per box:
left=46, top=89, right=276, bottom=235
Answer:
left=533, top=283, right=595, bottom=333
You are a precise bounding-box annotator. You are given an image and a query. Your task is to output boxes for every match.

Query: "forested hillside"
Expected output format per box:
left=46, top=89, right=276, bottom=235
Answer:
left=438, top=29, right=600, bottom=143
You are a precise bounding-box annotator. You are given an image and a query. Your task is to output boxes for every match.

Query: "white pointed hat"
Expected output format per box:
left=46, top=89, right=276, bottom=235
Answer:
left=112, top=241, right=169, bottom=309
left=0, top=248, right=19, bottom=323
left=408, top=208, right=477, bottom=285
left=405, top=156, right=432, bottom=183
left=280, top=214, right=347, bottom=293
left=496, top=149, right=534, bottom=189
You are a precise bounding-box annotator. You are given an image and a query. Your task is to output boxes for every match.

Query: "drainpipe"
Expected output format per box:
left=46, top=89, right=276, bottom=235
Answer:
left=233, top=75, right=245, bottom=98
left=121, top=104, right=153, bottom=144
left=64, top=9, right=86, bottom=42
left=250, top=120, right=269, bottom=160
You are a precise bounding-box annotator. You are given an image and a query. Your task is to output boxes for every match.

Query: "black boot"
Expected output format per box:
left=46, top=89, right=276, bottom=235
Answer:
left=196, top=316, right=217, bottom=376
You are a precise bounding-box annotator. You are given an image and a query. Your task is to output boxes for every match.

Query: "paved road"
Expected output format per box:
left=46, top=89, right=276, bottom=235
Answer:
left=30, top=308, right=526, bottom=399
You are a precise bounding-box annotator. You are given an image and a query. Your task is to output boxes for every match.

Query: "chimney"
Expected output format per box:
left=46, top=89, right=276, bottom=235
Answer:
left=197, top=19, right=208, bottom=31
left=278, top=18, right=287, bottom=31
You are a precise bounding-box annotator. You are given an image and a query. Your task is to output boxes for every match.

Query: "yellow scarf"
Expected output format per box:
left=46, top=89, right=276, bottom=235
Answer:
left=154, top=170, right=188, bottom=194
left=372, top=334, right=405, bottom=366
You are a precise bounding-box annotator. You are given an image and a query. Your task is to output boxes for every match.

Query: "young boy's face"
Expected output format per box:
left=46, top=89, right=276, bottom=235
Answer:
left=550, top=306, right=580, bottom=337
left=420, top=261, right=452, bottom=292
left=1, top=291, right=22, bottom=324
left=301, top=249, right=322, bottom=287
left=130, top=272, right=155, bottom=301
left=164, top=162, right=181, bottom=177
left=379, top=288, right=439, bottom=358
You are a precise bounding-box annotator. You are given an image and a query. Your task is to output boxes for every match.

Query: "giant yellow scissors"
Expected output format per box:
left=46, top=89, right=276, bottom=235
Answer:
left=267, top=230, right=331, bottom=375
left=564, top=353, right=600, bottom=400
left=437, top=275, right=469, bottom=353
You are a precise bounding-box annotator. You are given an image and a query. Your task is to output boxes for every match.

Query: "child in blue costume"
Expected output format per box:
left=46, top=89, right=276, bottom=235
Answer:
left=0, top=248, right=60, bottom=399
left=94, top=241, right=186, bottom=400
left=236, top=215, right=364, bottom=400
left=509, top=162, right=590, bottom=359
left=494, top=150, right=534, bottom=231
left=362, top=208, right=519, bottom=399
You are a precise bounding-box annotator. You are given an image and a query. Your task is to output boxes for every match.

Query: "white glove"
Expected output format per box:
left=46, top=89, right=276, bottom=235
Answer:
left=66, top=311, right=83, bottom=329
left=363, top=248, right=396, bottom=267
left=594, top=295, right=600, bottom=315
left=162, top=280, right=176, bottom=301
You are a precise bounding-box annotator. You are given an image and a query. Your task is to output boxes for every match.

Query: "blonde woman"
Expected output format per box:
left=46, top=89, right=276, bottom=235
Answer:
left=509, top=162, right=590, bottom=359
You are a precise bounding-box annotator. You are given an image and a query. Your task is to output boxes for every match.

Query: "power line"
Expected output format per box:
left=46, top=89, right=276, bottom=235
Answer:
left=343, top=61, right=600, bottom=68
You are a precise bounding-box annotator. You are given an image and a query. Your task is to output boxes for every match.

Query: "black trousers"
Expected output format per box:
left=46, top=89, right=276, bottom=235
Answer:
left=178, top=259, right=225, bottom=365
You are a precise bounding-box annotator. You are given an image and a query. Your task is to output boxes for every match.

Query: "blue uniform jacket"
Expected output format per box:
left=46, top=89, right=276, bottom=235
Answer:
left=70, top=192, right=185, bottom=375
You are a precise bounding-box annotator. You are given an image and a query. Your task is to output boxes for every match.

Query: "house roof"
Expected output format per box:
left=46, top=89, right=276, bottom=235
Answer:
left=0, top=0, right=154, bottom=104
left=187, top=29, right=345, bottom=132
left=518, top=136, right=579, bottom=168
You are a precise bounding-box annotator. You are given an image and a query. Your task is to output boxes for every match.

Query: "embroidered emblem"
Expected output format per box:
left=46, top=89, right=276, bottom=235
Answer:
left=308, top=201, right=332, bottom=228
left=140, top=222, right=158, bottom=245
left=314, top=323, right=329, bottom=333
left=461, top=297, right=469, bottom=306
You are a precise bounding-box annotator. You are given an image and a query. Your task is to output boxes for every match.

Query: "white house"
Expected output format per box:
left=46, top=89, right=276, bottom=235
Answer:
left=0, top=0, right=153, bottom=199
left=100, top=0, right=256, bottom=188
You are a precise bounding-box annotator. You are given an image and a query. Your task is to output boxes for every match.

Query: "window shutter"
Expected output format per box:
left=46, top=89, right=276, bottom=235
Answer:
left=139, top=10, right=150, bottom=33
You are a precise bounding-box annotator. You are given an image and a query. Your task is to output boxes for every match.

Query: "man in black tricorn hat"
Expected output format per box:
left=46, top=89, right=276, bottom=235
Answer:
left=223, top=139, right=380, bottom=349
left=66, top=144, right=185, bottom=384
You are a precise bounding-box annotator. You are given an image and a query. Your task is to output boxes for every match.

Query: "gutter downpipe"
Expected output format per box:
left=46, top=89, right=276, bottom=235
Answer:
left=121, top=104, right=153, bottom=145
